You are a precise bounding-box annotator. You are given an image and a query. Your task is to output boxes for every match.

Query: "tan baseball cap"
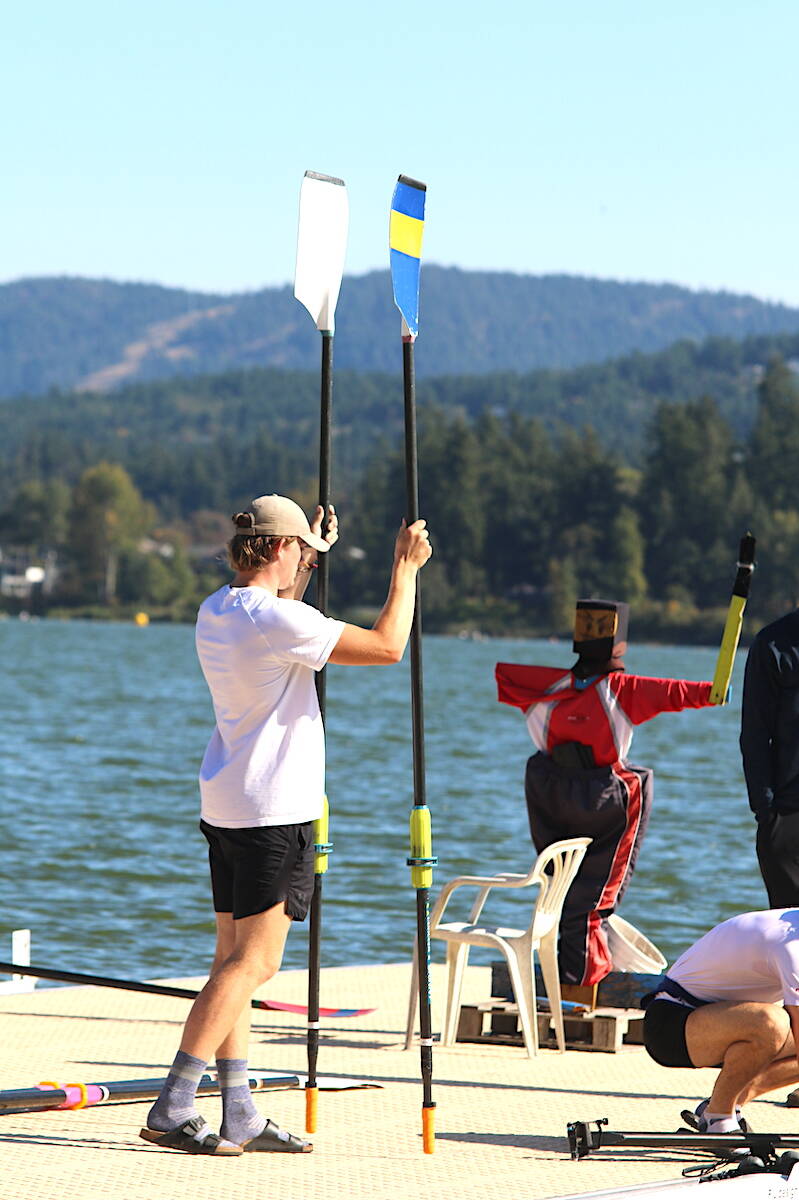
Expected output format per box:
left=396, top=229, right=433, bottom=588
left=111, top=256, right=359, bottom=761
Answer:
left=232, top=494, right=330, bottom=552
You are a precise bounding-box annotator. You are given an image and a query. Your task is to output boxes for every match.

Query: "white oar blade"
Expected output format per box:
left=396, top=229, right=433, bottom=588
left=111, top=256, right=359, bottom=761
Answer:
left=294, top=171, right=349, bottom=333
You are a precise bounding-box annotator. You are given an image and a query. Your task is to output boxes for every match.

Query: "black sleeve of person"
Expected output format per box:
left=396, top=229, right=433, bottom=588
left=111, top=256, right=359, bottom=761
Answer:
left=740, top=632, right=777, bottom=819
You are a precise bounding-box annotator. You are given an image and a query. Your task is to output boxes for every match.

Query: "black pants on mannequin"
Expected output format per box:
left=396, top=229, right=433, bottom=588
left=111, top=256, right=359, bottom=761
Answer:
left=524, top=752, right=653, bottom=987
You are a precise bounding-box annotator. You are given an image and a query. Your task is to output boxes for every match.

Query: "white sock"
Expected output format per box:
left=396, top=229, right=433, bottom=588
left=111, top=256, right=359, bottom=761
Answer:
left=703, top=1111, right=739, bottom=1134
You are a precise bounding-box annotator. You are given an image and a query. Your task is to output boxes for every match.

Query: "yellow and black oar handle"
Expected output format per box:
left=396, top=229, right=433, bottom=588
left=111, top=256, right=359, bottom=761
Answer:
left=407, top=805, right=438, bottom=887
left=314, top=795, right=333, bottom=874
left=305, top=797, right=333, bottom=1133
left=710, top=532, right=756, bottom=705
left=408, top=804, right=438, bottom=1152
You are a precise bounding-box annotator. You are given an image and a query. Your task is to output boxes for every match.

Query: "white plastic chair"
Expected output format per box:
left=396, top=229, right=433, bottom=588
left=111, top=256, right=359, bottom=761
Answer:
left=405, top=837, right=591, bottom=1057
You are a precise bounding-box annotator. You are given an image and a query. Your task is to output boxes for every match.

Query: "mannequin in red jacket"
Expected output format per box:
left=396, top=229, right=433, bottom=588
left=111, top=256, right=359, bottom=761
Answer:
left=496, top=599, right=715, bottom=987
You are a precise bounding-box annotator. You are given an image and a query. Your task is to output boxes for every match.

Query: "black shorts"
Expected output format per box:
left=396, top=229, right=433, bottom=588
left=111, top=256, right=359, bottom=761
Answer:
left=200, top=819, right=315, bottom=921
left=643, top=999, right=696, bottom=1068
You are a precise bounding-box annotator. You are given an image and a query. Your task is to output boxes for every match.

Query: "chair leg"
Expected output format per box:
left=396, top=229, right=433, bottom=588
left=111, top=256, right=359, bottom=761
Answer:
left=442, top=943, right=470, bottom=1046
left=506, top=948, right=538, bottom=1058
left=404, top=938, right=419, bottom=1050
left=538, top=932, right=565, bottom=1053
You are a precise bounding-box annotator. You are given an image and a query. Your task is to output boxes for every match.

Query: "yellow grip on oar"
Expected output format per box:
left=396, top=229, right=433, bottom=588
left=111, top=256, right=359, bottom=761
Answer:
left=710, top=594, right=746, bottom=704
left=408, top=806, right=435, bottom=888
left=314, top=795, right=331, bottom=874
left=305, top=1085, right=318, bottom=1133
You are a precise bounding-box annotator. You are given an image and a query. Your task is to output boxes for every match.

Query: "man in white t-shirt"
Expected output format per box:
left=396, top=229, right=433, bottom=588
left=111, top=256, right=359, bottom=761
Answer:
left=141, top=493, right=432, bottom=1157
left=643, top=909, right=799, bottom=1134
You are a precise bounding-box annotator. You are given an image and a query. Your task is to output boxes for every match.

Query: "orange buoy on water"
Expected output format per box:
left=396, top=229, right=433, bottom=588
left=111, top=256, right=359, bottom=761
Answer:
left=133, top=612, right=149, bottom=627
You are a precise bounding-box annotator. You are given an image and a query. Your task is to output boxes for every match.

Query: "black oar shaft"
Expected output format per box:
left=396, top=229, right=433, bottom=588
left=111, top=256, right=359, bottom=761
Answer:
left=402, top=334, right=435, bottom=1150
left=315, top=332, right=333, bottom=715
left=307, top=876, right=323, bottom=1080
left=0, top=960, right=266, bottom=1012
left=415, top=889, right=434, bottom=1108
left=317, top=332, right=333, bottom=629
left=0, top=961, right=203, bottom=1000
left=402, top=339, right=419, bottom=523
left=307, top=330, right=334, bottom=1130
left=403, top=338, right=427, bottom=802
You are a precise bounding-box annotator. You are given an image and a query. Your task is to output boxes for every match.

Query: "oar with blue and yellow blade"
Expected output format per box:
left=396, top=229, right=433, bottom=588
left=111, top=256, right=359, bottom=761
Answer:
left=390, top=174, right=437, bottom=1154
left=710, top=532, right=756, bottom=704
left=294, top=169, right=349, bottom=1133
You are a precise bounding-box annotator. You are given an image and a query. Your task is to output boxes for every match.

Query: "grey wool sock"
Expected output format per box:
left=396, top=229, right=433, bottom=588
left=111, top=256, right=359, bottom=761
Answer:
left=217, top=1058, right=267, bottom=1145
left=146, top=1049, right=208, bottom=1132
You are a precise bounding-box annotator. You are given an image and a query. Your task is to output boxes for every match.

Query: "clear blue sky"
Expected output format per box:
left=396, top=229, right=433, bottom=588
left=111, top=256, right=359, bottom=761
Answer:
left=4, top=0, right=798, bottom=302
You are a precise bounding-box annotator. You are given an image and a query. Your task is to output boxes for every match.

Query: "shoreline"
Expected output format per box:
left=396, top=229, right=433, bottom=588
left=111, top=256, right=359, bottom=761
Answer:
left=0, top=606, right=759, bottom=649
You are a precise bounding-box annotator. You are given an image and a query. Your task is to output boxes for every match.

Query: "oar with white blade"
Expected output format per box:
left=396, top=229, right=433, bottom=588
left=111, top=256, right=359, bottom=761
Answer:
left=293, top=169, right=349, bottom=1135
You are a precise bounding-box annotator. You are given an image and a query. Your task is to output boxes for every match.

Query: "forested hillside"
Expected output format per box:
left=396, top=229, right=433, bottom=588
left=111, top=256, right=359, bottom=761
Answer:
left=3, top=269, right=799, bottom=397
left=3, top=337, right=799, bottom=636
left=2, top=328, right=798, bottom=515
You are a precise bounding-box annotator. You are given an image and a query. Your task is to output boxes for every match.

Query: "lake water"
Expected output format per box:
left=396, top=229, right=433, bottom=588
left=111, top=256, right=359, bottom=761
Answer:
left=0, top=620, right=767, bottom=986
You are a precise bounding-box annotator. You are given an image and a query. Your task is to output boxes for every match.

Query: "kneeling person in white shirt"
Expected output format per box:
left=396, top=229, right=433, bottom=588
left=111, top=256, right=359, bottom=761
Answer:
left=644, top=909, right=799, bottom=1134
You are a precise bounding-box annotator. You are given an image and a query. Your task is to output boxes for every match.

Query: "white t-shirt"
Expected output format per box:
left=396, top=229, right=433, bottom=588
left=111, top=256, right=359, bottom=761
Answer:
left=666, top=909, right=799, bottom=1008
left=196, top=584, right=344, bottom=828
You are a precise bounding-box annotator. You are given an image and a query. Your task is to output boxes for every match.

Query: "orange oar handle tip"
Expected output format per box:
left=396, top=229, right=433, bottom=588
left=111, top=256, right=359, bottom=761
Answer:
left=305, top=1085, right=318, bottom=1133
left=422, top=1105, right=435, bottom=1153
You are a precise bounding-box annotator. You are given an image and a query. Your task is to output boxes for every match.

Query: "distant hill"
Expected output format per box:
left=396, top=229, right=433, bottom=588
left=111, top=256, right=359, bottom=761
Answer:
left=3, top=269, right=799, bottom=397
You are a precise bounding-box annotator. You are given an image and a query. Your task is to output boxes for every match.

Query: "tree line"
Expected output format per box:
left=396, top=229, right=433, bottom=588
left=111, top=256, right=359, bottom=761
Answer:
left=2, top=357, right=799, bottom=634
left=5, top=326, right=799, bottom=517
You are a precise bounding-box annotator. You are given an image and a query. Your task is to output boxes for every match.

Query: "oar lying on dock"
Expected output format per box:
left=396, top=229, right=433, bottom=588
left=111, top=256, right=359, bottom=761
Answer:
left=0, top=1070, right=299, bottom=1115
left=0, top=961, right=375, bottom=1018
left=0, top=1070, right=380, bottom=1116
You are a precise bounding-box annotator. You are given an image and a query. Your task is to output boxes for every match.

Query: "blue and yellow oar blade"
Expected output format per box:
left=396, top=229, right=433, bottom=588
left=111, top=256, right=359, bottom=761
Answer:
left=390, top=175, right=426, bottom=337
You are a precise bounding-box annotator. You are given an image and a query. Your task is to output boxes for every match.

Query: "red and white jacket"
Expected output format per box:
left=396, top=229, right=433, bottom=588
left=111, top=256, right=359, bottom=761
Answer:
left=496, top=664, right=713, bottom=767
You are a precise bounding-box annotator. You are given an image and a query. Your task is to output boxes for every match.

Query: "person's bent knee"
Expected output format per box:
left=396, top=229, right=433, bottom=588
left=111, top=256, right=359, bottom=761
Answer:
left=714, top=1004, right=790, bottom=1062
left=754, top=1004, right=791, bottom=1054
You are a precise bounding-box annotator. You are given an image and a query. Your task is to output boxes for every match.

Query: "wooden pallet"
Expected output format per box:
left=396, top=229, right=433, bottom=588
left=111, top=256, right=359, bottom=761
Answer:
left=456, top=1000, right=645, bottom=1052
left=491, top=960, right=662, bottom=1010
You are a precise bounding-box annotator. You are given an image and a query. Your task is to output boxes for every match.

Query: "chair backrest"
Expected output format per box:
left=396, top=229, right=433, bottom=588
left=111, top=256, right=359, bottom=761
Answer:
left=528, top=837, right=591, bottom=939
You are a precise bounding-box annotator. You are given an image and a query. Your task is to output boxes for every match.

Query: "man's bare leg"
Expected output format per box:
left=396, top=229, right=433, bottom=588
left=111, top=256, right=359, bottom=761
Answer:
left=180, top=902, right=292, bottom=1062
left=685, top=1001, right=792, bottom=1115
left=738, top=1058, right=799, bottom=1105
left=199, top=908, right=302, bottom=1147
left=144, top=903, right=293, bottom=1144
left=206, top=912, right=251, bottom=1062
